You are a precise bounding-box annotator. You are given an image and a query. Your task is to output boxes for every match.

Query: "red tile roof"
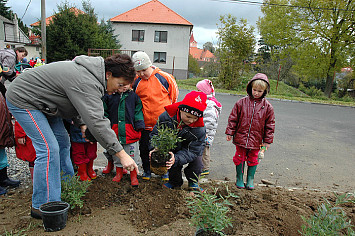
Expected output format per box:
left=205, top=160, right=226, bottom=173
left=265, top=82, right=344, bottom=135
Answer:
left=110, top=0, right=192, bottom=26
left=31, top=7, right=84, bottom=27
left=190, top=47, right=215, bottom=62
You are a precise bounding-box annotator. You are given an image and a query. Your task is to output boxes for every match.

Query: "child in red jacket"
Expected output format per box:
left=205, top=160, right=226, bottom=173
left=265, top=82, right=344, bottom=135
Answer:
left=225, top=73, right=275, bottom=190
left=14, top=121, right=36, bottom=181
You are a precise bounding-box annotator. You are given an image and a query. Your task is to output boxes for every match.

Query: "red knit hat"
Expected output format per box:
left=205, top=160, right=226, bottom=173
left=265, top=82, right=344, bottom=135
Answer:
left=164, top=91, right=207, bottom=127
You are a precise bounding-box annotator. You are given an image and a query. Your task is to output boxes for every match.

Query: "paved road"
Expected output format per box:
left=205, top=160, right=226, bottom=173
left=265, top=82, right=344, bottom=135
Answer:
left=177, top=89, right=355, bottom=192
left=95, top=89, right=354, bottom=192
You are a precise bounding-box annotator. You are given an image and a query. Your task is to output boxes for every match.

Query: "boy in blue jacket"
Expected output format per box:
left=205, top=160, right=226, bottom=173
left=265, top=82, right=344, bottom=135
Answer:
left=149, top=91, right=207, bottom=191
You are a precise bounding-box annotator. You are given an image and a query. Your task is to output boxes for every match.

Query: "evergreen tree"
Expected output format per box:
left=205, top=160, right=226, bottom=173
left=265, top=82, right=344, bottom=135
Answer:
left=0, top=0, right=12, bottom=20
left=46, top=1, right=120, bottom=62
left=0, top=0, right=28, bottom=35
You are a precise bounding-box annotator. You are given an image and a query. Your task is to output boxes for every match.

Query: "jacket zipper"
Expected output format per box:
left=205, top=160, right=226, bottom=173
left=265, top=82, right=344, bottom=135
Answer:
left=245, top=100, right=256, bottom=148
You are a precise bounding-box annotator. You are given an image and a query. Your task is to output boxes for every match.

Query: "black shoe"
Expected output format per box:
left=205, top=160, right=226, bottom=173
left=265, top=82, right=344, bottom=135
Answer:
left=31, top=207, right=42, bottom=219
left=0, top=177, right=21, bottom=188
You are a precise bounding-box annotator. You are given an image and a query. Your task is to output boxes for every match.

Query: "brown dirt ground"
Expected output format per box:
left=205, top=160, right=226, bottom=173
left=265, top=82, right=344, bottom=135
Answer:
left=1, top=173, right=354, bottom=236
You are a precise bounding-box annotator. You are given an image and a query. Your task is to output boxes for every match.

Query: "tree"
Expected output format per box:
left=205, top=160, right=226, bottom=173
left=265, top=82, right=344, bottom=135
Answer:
left=203, top=42, right=215, bottom=53
left=216, top=14, right=255, bottom=89
left=258, top=0, right=355, bottom=97
left=188, top=54, right=200, bottom=76
left=0, top=0, right=12, bottom=20
left=46, top=1, right=119, bottom=62
left=0, top=0, right=28, bottom=35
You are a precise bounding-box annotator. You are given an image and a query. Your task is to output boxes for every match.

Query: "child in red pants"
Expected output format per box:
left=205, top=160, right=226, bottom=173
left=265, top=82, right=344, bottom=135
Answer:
left=226, top=73, right=275, bottom=190
left=14, top=121, right=36, bottom=181
left=68, top=121, right=97, bottom=181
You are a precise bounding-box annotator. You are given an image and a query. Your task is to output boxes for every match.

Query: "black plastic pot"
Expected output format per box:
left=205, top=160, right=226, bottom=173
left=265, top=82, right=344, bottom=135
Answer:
left=150, top=152, right=169, bottom=175
left=39, top=201, right=70, bottom=232
left=195, top=228, right=224, bottom=236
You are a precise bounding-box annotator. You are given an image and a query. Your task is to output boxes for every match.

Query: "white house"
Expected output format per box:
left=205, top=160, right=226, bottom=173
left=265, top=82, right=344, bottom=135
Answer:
left=0, top=14, right=40, bottom=60
left=110, top=0, right=193, bottom=79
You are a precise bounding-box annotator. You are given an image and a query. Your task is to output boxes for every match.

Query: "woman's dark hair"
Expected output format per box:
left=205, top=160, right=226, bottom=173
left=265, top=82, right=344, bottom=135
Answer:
left=104, top=54, right=136, bottom=83
left=14, top=47, right=28, bottom=57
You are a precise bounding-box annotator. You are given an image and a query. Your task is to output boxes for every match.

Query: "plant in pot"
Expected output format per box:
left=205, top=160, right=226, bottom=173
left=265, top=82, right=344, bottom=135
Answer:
left=150, top=122, right=182, bottom=175
left=187, top=184, right=237, bottom=236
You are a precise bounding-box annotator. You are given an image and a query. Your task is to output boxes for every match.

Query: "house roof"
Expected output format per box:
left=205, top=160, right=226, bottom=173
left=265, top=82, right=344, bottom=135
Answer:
left=0, top=15, right=14, bottom=24
left=110, top=0, right=192, bottom=26
left=30, top=7, right=84, bottom=27
left=190, top=47, right=215, bottom=61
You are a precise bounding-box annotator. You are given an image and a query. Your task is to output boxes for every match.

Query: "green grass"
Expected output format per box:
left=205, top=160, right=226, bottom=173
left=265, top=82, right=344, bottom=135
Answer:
left=177, top=77, right=355, bottom=107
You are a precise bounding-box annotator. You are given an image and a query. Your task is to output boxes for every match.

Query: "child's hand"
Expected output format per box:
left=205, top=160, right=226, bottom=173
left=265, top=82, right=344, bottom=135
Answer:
left=18, top=137, right=26, bottom=145
left=149, top=149, right=158, bottom=161
left=166, top=152, right=175, bottom=169
left=262, top=143, right=270, bottom=150
left=226, top=135, right=233, bottom=141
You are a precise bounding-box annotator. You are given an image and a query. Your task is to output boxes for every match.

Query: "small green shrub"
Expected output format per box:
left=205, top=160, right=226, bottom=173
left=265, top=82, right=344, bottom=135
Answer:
left=186, top=184, right=238, bottom=235
left=300, top=192, right=355, bottom=236
left=61, top=173, right=91, bottom=209
left=150, top=122, right=183, bottom=157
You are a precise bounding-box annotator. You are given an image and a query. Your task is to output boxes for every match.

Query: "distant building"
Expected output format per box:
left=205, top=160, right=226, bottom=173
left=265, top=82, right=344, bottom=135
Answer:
left=189, top=32, right=216, bottom=69
left=110, top=0, right=192, bottom=79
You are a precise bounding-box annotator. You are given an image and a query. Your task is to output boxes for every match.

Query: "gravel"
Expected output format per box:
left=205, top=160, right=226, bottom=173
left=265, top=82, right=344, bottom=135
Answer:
left=5, top=147, right=32, bottom=190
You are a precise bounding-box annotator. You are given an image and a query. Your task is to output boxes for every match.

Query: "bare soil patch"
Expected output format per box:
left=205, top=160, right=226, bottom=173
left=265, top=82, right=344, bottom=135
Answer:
left=1, top=173, right=354, bottom=236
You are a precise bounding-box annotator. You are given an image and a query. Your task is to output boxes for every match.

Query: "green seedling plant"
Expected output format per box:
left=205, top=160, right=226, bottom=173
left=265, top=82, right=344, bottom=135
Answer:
left=186, top=183, right=238, bottom=235
left=61, top=172, right=92, bottom=209
left=150, top=121, right=183, bottom=175
left=150, top=122, right=183, bottom=157
left=300, top=192, right=355, bottom=236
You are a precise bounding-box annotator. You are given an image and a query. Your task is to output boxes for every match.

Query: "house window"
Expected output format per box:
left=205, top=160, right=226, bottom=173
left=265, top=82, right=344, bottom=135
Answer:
left=132, top=30, right=145, bottom=42
left=154, top=31, right=167, bottom=43
left=154, top=52, right=166, bottom=64
left=36, top=47, right=39, bottom=51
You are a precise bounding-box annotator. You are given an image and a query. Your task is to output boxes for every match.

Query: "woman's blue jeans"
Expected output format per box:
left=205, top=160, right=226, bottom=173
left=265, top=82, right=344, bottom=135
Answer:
left=7, top=100, right=74, bottom=209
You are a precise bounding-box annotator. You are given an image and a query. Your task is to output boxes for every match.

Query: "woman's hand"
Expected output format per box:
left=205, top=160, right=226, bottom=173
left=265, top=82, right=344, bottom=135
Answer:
left=115, top=149, right=139, bottom=174
left=166, top=152, right=175, bottom=169
left=17, top=137, right=26, bottom=145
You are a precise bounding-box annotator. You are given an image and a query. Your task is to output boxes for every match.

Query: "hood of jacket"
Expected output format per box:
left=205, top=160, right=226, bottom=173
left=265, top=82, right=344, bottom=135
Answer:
left=246, top=73, right=270, bottom=99
left=73, top=55, right=106, bottom=87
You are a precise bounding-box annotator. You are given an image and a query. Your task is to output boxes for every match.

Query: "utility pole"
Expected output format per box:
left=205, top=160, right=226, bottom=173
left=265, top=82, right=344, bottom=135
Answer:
left=41, top=0, right=46, bottom=62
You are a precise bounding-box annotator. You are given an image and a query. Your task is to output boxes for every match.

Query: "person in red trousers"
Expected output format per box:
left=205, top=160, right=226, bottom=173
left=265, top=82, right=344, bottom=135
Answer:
left=68, top=120, right=97, bottom=181
left=14, top=121, right=36, bottom=181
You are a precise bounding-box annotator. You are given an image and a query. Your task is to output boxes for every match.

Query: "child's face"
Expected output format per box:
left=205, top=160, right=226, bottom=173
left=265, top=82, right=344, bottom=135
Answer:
left=136, top=67, right=154, bottom=80
left=180, top=111, right=199, bottom=126
left=117, top=84, right=131, bottom=93
left=252, top=85, right=265, bottom=99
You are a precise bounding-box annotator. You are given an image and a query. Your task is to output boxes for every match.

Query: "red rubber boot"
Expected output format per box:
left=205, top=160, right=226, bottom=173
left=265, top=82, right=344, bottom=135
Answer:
left=102, top=160, right=114, bottom=174
left=87, top=160, right=97, bottom=180
left=112, top=167, right=123, bottom=183
left=77, top=163, right=90, bottom=181
left=130, top=169, right=139, bottom=187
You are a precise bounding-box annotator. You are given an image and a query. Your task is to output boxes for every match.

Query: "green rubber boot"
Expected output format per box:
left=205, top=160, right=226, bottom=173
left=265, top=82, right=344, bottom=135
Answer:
left=236, top=163, right=245, bottom=189
left=246, top=165, right=257, bottom=190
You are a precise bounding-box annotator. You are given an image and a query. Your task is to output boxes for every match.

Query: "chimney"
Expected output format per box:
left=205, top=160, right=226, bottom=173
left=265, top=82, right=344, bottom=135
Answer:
left=13, top=13, right=20, bottom=42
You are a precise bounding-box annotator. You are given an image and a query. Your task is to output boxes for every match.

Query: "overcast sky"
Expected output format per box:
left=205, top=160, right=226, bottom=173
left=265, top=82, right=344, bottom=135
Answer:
left=7, top=0, right=263, bottom=48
